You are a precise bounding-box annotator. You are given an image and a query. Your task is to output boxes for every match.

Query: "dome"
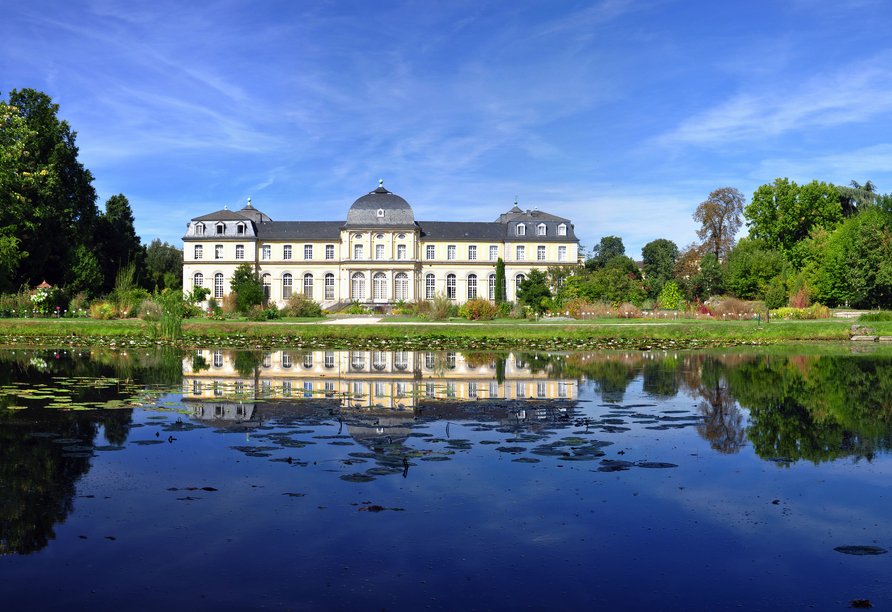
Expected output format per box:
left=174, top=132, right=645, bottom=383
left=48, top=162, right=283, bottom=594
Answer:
left=344, top=181, right=415, bottom=228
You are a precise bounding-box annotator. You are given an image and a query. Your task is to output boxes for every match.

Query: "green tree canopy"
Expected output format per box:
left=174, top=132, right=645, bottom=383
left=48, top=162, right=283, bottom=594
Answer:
left=744, top=178, right=842, bottom=268
left=693, top=187, right=745, bottom=260
left=586, top=236, right=625, bottom=271
left=95, top=194, right=146, bottom=294
left=145, top=239, right=183, bottom=290
left=517, top=268, right=552, bottom=313
left=641, top=238, right=678, bottom=299
left=230, top=262, right=263, bottom=312
left=723, top=238, right=786, bottom=299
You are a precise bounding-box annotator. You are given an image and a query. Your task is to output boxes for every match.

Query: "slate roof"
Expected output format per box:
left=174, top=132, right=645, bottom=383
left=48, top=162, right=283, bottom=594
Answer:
left=256, top=221, right=344, bottom=241
left=192, top=209, right=252, bottom=222
left=344, top=183, right=416, bottom=228
left=418, top=222, right=507, bottom=241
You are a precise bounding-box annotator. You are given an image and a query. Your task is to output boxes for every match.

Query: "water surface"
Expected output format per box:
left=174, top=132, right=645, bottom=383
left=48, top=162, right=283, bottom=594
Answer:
left=2, top=347, right=891, bottom=610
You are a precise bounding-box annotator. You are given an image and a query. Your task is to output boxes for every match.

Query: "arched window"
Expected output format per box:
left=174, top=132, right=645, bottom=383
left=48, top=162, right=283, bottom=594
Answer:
left=467, top=274, right=477, bottom=300
left=537, top=223, right=546, bottom=236
left=488, top=274, right=496, bottom=300
left=303, top=273, right=313, bottom=299
left=425, top=273, right=436, bottom=299
left=372, top=351, right=387, bottom=371
left=282, top=273, right=293, bottom=299
left=446, top=274, right=456, bottom=299
left=352, top=272, right=366, bottom=300
left=394, top=272, right=408, bottom=301
left=373, top=272, right=386, bottom=300
left=193, top=272, right=204, bottom=289
left=325, top=273, right=335, bottom=299
left=214, top=273, right=224, bottom=298
left=195, top=223, right=205, bottom=236
left=515, top=273, right=525, bottom=297
left=262, top=274, right=271, bottom=299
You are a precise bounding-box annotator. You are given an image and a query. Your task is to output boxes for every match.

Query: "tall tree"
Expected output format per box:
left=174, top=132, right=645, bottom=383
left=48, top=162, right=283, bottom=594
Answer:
left=516, top=268, right=552, bottom=313
left=2, top=89, right=100, bottom=289
left=95, top=194, right=146, bottom=293
left=693, top=187, right=745, bottom=260
left=837, top=180, right=878, bottom=217
left=586, top=236, right=625, bottom=270
left=145, top=239, right=183, bottom=290
left=641, top=238, right=678, bottom=299
left=494, top=258, right=506, bottom=303
left=744, top=178, right=842, bottom=268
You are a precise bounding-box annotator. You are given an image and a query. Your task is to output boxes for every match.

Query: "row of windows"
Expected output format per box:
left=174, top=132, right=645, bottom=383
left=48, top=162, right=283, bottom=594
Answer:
left=514, top=223, right=568, bottom=237
left=194, top=242, right=568, bottom=262
left=195, top=271, right=527, bottom=301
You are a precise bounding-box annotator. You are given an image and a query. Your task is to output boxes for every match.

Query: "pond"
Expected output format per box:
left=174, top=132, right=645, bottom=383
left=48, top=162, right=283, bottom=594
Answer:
left=2, top=346, right=892, bottom=610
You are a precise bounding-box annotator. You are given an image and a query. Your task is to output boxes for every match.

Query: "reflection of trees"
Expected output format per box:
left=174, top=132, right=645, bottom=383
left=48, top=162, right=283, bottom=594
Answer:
left=694, top=358, right=745, bottom=454
left=0, top=349, right=166, bottom=555
left=642, top=356, right=679, bottom=398
left=729, top=355, right=892, bottom=465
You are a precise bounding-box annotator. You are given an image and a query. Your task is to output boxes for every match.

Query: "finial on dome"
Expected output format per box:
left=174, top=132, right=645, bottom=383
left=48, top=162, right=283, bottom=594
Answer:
left=224, top=204, right=228, bottom=210
left=379, top=179, right=384, bottom=187
left=248, top=197, right=251, bottom=205
left=514, top=195, right=518, bottom=204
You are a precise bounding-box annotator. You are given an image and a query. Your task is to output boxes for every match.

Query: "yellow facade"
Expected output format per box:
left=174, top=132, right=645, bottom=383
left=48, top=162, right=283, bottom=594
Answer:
left=183, top=183, right=580, bottom=307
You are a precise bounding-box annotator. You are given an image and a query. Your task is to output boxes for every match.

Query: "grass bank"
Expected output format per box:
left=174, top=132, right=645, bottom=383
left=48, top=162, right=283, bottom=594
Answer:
left=0, top=317, right=884, bottom=351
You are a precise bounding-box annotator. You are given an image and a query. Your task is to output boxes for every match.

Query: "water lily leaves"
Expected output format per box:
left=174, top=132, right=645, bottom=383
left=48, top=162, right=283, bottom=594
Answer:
left=834, top=546, right=888, bottom=556
left=340, top=472, right=375, bottom=483
left=132, top=440, right=166, bottom=446
left=636, top=461, right=678, bottom=469
left=511, top=457, right=540, bottom=463
left=495, top=446, right=527, bottom=453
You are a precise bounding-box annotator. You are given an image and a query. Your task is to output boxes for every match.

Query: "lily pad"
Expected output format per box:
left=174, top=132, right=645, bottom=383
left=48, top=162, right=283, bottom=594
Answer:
left=834, top=546, right=888, bottom=556
left=340, top=472, right=376, bottom=483
left=511, top=457, right=540, bottom=463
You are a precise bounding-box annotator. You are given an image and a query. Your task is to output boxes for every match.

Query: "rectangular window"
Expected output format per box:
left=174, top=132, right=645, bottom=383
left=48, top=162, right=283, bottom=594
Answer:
left=426, top=245, right=435, bottom=260
left=425, top=275, right=436, bottom=299
left=235, top=245, right=245, bottom=260
left=468, top=383, right=478, bottom=399
left=194, top=245, right=203, bottom=260
left=376, top=244, right=385, bottom=260
left=489, top=245, right=498, bottom=261
left=558, top=246, right=567, bottom=261
left=324, top=352, right=335, bottom=368
left=537, top=224, right=546, bottom=236
left=304, top=382, right=313, bottom=398
left=283, top=245, right=292, bottom=260
left=558, top=382, right=568, bottom=398
left=516, top=245, right=525, bottom=261
left=324, top=381, right=335, bottom=398
left=537, top=381, right=546, bottom=397
left=195, top=224, right=204, bottom=236
left=516, top=382, right=526, bottom=398
left=447, top=245, right=456, bottom=260
left=537, top=245, right=546, bottom=261
left=325, top=244, right=335, bottom=260
left=516, top=224, right=525, bottom=236
left=354, top=244, right=364, bottom=260
left=304, top=244, right=312, bottom=260
left=468, top=245, right=477, bottom=260
left=325, top=274, right=334, bottom=299
left=397, top=244, right=407, bottom=260
left=558, top=224, right=567, bottom=236
left=261, top=245, right=271, bottom=260
left=488, top=275, right=495, bottom=300
left=215, top=245, right=223, bottom=260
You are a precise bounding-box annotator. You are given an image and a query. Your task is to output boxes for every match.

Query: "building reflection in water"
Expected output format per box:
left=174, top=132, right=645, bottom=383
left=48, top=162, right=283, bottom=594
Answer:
left=182, top=349, right=577, bottom=424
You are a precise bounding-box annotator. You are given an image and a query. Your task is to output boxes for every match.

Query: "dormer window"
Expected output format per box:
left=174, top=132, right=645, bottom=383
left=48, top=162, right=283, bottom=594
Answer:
left=537, top=223, right=546, bottom=236
left=237, top=223, right=245, bottom=235
left=216, top=223, right=224, bottom=235
left=377, top=208, right=385, bottom=218
left=516, top=224, right=525, bottom=236
left=195, top=223, right=205, bottom=236
left=558, top=224, right=567, bottom=236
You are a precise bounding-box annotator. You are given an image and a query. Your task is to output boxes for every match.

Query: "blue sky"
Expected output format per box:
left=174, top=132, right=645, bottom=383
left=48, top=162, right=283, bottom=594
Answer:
left=4, top=0, right=892, bottom=259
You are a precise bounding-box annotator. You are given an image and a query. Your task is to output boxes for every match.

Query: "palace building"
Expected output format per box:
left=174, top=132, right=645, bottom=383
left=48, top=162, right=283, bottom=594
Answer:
left=182, top=181, right=580, bottom=308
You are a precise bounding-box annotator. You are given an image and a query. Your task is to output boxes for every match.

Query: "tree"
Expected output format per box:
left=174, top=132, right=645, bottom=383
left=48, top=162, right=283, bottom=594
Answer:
left=745, top=178, right=842, bottom=268
left=586, top=236, right=625, bottom=270
left=516, top=268, right=552, bottom=313
left=603, top=255, right=640, bottom=278
left=696, top=253, right=723, bottom=298
left=693, top=187, right=745, bottom=260
left=837, top=180, right=878, bottom=217
left=723, top=238, right=785, bottom=299
left=2, top=89, right=100, bottom=289
left=230, top=262, right=263, bottom=312
left=641, top=238, right=678, bottom=299
left=95, top=194, right=146, bottom=294
left=145, top=239, right=183, bottom=290
left=494, top=258, right=506, bottom=303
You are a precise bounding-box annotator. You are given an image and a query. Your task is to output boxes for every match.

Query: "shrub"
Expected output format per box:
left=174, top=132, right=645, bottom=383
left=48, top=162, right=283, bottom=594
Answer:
left=285, top=294, right=323, bottom=318
left=859, top=311, right=892, bottom=322
left=250, top=304, right=282, bottom=321
left=68, top=292, right=89, bottom=317
left=138, top=299, right=162, bottom=321
left=773, top=304, right=831, bottom=320
left=222, top=292, right=239, bottom=315
left=458, top=299, right=499, bottom=320
left=713, top=298, right=753, bottom=318
left=790, top=284, right=811, bottom=309
left=89, top=302, right=116, bottom=320
left=345, top=300, right=372, bottom=315
left=657, top=281, right=684, bottom=309
left=428, top=292, right=452, bottom=321
left=616, top=302, right=642, bottom=318
left=566, top=299, right=612, bottom=319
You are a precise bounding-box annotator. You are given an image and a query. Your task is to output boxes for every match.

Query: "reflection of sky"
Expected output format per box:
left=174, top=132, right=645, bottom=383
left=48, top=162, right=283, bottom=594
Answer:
left=7, top=375, right=892, bottom=609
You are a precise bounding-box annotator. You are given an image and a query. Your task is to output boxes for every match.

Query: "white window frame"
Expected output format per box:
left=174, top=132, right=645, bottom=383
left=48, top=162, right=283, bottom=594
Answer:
left=304, top=244, right=313, bottom=260
left=467, top=274, right=477, bottom=299
left=261, top=245, right=271, bottom=260
left=283, top=245, right=292, bottom=260
left=354, top=244, right=364, bottom=260
left=397, top=244, right=407, bottom=260
left=193, top=272, right=203, bottom=288
left=516, top=245, right=525, bottom=261
left=425, top=274, right=436, bottom=299
left=195, top=223, right=204, bottom=236
left=214, top=273, right=224, bottom=298
left=516, top=224, right=525, bottom=236
left=215, top=245, right=223, bottom=260
left=446, top=274, right=456, bottom=299
left=283, top=273, right=293, bottom=299
left=375, top=244, right=385, bottom=260
left=325, top=273, right=335, bottom=299
left=537, top=223, right=546, bottom=236
left=394, top=272, right=408, bottom=300
left=426, top=245, right=435, bottom=260
left=194, top=245, right=203, bottom=260
left=303, top=273, right=313, bottom=298
left=537, top=245, right=546, bottom=261
left=325, top=244, right=335, bottom=260
left=468, top=245, right=477, bottom=260
left=447, top=245, right=456, bottom=260
left=558, top=224, right=567, bottom=236
left=235, top=245, right=245, bottom=260
left=558, top=246, right=567, bottom=262
left=489, top=245, right=498, bottom=261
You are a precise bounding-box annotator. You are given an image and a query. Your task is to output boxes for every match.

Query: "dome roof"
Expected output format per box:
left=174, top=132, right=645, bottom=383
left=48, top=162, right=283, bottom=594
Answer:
left=344, top=181, right=415, bottom=228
